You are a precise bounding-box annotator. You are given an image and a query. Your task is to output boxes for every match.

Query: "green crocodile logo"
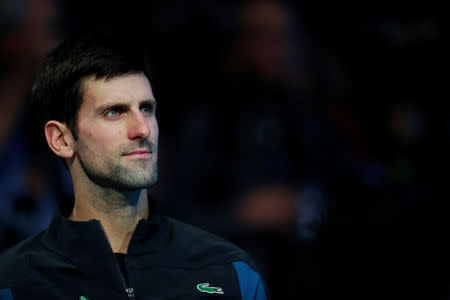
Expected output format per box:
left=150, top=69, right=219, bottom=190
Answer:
left=196, top=283, right=224, bottom=294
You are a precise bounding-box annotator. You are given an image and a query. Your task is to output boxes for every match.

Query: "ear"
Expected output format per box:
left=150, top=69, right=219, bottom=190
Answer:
left=44, top=121, right=75, bottom=159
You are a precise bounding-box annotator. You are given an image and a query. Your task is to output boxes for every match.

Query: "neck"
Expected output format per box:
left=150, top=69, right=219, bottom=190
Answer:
left=69, top=187, right=149, bottom=254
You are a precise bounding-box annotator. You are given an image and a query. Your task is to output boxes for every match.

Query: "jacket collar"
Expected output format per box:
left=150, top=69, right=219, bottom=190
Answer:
left=41, top=197, right=170, bottom=261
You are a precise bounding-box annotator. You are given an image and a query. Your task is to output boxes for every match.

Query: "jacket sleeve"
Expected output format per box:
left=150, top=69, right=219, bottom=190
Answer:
left=232, top=261, right=268, bottom=300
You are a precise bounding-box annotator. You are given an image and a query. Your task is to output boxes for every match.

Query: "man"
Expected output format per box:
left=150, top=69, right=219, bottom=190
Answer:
left=0, top=34, right=268, bottom=299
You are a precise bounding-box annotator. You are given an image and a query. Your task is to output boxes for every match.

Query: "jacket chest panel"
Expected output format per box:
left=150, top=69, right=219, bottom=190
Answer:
left=16, top=257, right=242, bottom=299
left=12, top=280, right=126, bottom=300
left=129, top=264, right=241, bottom=299
left=19, top=254, right=127, bottom=299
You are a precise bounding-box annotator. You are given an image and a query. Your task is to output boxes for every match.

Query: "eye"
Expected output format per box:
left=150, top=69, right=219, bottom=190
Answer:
left=105, top=107, right=123, bottom=118
left=140, top=103, right=154, bottom=113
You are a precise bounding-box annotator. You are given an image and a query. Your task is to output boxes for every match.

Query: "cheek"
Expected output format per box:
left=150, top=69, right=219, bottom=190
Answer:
left=85, top=120, right=122, bottom=140
left=80, top=127, right=118, bottom=155
left=152, top=120, right=159, bottom=138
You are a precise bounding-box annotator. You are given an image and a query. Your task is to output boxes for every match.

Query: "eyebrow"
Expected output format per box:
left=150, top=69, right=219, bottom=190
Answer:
left=95, top=99, right=157, bottom=114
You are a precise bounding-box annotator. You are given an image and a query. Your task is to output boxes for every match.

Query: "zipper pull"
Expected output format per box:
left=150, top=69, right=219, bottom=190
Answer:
left=126, top=287, right=135, bottom=298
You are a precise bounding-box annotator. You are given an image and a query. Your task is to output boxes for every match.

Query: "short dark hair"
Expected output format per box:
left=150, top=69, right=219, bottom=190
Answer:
left=31, top=33, right=151, bottom=139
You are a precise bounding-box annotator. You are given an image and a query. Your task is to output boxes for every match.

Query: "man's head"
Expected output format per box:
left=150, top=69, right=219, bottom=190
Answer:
left=32, top=34, right=159, bottom=191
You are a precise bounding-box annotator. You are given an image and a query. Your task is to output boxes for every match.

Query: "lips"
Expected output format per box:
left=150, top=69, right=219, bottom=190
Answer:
left=123, top=149, right=152, bottom=157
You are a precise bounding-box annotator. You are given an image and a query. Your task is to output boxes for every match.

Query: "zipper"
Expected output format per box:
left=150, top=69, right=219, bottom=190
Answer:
left=124, top=222, right=139, bottom=286
left=98, top=221, right=135, bottom=298
left=124, top=222, right=139, bottom=297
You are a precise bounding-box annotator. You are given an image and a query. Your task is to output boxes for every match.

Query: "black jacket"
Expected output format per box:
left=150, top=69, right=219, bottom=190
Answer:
left=0, top=200, right=268, bottom=299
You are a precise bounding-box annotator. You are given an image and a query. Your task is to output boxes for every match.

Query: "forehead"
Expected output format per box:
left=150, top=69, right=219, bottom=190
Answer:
left=80, top=73, right=154, bottom=109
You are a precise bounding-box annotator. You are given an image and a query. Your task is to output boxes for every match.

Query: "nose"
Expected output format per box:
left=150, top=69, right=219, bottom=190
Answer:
left=128, top=111, right=151, bottom=140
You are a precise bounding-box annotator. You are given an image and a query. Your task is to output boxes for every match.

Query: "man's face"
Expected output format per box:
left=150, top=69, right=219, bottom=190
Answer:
left=73, top=72, right=158, bottom=190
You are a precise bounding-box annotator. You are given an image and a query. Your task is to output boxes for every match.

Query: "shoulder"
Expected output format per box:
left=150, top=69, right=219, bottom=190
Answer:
left=163, top=217, right=257, bottom=268
left=163, top=217, right=269, bottom=299
left=0, top=231, right=46, bottom=289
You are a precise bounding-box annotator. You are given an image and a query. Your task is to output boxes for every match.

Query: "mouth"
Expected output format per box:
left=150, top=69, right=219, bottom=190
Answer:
left=122, top=149, right=152, bottom=158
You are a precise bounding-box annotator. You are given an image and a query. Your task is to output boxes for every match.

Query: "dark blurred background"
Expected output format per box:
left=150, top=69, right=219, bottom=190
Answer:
left=1, top=0, right=448, bottom=299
